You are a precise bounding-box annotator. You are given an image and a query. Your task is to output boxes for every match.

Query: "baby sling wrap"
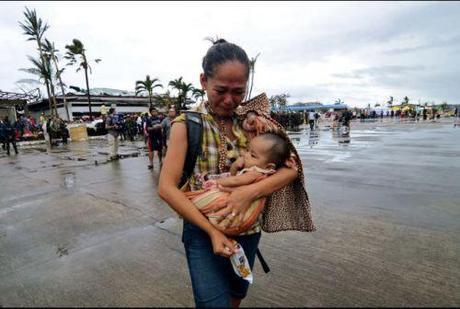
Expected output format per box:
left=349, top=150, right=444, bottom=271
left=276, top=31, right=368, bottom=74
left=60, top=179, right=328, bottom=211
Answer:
left=184, top=171, right=269, bottom=236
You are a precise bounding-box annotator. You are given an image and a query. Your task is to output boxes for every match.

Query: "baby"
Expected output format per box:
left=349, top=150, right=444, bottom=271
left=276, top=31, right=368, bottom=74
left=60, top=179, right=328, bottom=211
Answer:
left=186, top=132, right=292, bottom=235
left=203, top=132, right=291, bottom=190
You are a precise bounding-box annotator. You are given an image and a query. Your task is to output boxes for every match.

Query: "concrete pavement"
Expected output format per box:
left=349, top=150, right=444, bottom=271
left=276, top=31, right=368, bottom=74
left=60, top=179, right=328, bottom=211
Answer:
left=1, top=118, right=459, bottom=307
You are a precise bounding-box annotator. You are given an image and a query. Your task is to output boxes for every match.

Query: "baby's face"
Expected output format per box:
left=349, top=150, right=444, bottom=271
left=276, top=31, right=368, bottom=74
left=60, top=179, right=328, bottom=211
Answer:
left=243, top=136, right=272, bottom=169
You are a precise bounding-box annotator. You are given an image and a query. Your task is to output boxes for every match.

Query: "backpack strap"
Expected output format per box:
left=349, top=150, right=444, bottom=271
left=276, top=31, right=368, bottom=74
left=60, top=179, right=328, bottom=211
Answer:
left=178, top=111, right=203, bottom=188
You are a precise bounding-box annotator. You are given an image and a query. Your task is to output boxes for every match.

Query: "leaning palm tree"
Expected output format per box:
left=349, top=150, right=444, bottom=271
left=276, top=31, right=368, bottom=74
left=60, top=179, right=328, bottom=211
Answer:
left=19, top=7, right=57, bottom=115
left=135, top=75, right=163, bottom=108
left=65, top=38, right=101, bottom=121
left=246, top=52, right=261, bottom=101
left=19, top=55, right=56, bottom=114
left=43, top=39, right=70, bottom=120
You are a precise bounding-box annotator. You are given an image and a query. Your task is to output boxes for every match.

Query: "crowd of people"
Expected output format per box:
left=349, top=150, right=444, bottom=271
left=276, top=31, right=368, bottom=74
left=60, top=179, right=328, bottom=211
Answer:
left=267, top=105, right=456, bottom=134
left=104, top=106, right=177, bottom=168
left=0, top=112, right=70, bottom=155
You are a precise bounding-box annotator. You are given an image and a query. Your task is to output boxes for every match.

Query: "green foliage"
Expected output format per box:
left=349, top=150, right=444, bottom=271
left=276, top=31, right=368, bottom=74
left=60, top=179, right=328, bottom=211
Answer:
left=19, top=6, right=57, bottom=115
left=168, top=77, right=196, bottom=110
left=269, top=93, right=290, bottom=111
left=65, top=39, right=88, bottom=71
left=20, top=55, right=53, bottom=84
left=387, top=96, right=394, bottom=106
left=270, top=111, right=304, bottom=130
left=403, top=96, right=409, bottom=105
left=135, top=75, right=163, bottom=107
left=64, top=38, right=99, bottom=120
left=335, top=98, right=344, bottom=105
left=19, top=7, right=49, bottom=42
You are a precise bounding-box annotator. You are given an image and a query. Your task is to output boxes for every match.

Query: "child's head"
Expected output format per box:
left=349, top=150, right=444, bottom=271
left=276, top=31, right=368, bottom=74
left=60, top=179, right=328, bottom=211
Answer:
left=243, top=132, right=291, bottom=170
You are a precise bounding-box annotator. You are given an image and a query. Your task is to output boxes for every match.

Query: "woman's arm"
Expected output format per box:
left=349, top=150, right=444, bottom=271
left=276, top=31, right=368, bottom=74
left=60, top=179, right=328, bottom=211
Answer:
left=158, top=122, right=235, bottom=257
left=213, top=166, right=298, bottom=225
left=216, top=171, right=259, bottom=187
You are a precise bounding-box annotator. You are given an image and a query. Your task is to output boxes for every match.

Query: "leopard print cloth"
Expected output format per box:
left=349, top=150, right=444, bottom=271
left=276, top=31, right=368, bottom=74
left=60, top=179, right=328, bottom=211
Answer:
left=237, top=93, right=316, bottom=233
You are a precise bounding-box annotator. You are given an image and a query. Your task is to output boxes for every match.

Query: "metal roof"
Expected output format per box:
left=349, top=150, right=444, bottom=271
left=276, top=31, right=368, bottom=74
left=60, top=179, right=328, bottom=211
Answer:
left=272, top=103, right=348, bottom=111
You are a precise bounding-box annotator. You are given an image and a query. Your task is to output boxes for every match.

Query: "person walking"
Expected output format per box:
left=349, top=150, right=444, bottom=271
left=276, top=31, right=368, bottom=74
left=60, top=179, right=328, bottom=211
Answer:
left=161, top=107, right=177, bottom=157
left=0, top=117, right=6, bottom=151
left=308, top=110, right=315, bottom=130
left=158, top=38, right=314, bottom=308
left=136, top=113, right=143, bottom=137
left=144, top=107, right=163, bottom=169
left=105, top=107, right=120, bottom=160
left=2, top=116, right=18, bottom=155
left=314, top=111, right=320, bottom=129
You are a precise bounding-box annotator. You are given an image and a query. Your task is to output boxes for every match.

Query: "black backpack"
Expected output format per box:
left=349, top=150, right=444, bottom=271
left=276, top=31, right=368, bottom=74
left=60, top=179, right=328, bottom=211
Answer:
left=179, top=111, right=270, bottom=273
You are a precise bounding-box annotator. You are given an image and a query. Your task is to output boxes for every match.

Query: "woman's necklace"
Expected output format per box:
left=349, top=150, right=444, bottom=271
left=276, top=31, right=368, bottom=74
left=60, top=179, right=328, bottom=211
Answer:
left=205, top=101, right=232, bottom=173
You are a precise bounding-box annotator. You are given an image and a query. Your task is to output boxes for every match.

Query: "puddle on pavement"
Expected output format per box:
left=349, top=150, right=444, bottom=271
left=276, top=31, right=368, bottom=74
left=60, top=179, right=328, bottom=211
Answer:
left=64, top=173, right=76, bottom=189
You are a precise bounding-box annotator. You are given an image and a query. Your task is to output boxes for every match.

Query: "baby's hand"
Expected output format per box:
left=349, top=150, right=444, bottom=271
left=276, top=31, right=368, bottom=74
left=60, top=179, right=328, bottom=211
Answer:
left=203, top=179, right=219, bottom=191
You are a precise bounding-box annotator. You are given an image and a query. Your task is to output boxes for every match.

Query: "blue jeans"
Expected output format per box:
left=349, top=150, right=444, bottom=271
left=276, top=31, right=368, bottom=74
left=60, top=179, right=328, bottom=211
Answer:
left=182, top=220, right=261, bottom=308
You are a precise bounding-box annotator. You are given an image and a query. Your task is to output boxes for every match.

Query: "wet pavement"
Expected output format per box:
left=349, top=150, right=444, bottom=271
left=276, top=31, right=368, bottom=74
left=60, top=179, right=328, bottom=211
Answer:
left=1, top=118, right=459, bottom=307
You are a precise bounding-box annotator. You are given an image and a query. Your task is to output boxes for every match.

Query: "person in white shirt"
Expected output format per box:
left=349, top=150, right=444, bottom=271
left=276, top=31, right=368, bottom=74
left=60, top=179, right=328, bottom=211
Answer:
left=308, top=111, right=315, bottom=130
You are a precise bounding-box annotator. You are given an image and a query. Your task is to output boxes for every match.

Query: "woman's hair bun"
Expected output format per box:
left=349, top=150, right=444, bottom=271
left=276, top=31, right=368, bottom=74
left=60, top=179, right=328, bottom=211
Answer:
left=213, top=38, right=227, bottom=45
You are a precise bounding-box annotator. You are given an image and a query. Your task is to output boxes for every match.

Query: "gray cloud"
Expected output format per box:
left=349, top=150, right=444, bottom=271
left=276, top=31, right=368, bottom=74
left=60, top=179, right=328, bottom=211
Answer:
left=333, top=65, right=426, bottom=80
left=1, top=1, right=460, bottom=107
left=383, top=34, right=460, bottom=55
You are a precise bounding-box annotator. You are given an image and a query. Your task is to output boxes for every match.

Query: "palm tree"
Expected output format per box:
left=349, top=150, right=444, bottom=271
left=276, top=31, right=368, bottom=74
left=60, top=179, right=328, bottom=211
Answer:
left=387, top=96, right=394, bottom=108
left=19, top=7, right=57, bottom=115
left=180, top=82, right=194, bottom=110
left=246, top=52, right=261, bottom=101
left=335, top=99, right=344, bottom=105
left=192, top=88, right=206, bottom=103
left=168, top=77, right=184, bottom=110
left=43, top=39, right=70, bottom=120
left=65, top=38, right=101, bottom=121
left=19, top=55, right=56, bottom=114
left=135, top=75, right=163, bottom=108
left=153, top=90, right=175, bottom=109
left=403, top=96, right=409, bottom=105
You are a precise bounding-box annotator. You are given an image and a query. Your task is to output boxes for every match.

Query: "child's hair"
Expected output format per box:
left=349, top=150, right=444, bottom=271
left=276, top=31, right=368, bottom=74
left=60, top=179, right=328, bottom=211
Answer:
left=258, top=132, right=291, bottom=168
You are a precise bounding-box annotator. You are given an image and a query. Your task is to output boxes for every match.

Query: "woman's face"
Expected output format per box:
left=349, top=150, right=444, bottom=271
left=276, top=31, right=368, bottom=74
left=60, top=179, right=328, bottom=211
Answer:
left=200, top=61, right=248, bottom=118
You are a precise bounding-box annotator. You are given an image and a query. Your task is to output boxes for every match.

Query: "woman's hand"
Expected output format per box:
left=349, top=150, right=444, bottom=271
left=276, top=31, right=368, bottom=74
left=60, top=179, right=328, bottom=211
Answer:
left=208, top=229, right=235, bottom=258
left=212, top=184, right=257, bottom=229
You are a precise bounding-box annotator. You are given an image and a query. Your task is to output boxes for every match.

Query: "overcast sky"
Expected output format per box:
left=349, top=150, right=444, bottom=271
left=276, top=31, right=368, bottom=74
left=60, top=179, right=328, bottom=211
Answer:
left=1, top=1, right=459, bottom=108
